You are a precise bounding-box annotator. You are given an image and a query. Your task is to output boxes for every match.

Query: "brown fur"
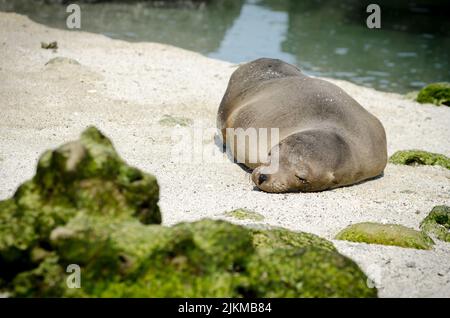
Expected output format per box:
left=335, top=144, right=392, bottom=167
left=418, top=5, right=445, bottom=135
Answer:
left=217, top=58, right=387, bottom=192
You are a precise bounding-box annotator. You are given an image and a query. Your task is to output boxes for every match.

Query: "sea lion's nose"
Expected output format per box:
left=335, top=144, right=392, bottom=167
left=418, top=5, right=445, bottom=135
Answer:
left=258, top=174, right=268, bottom=185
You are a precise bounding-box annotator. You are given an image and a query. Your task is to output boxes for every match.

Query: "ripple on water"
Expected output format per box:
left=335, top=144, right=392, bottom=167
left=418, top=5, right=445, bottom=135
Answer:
left=397, top=52, right=418, bottom=58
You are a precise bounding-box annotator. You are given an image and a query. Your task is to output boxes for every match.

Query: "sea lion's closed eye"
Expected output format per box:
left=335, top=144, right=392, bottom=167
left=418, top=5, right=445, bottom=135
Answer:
left=295, top=175, right=309, bottom=184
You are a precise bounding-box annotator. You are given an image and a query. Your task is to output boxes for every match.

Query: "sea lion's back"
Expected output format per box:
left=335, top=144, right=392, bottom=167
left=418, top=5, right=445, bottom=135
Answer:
left=217, top=58, right=303, bottom=130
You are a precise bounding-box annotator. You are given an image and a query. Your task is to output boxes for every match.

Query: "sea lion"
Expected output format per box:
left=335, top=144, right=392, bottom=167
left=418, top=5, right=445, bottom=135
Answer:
left=217, top=58, right=387, bottom=193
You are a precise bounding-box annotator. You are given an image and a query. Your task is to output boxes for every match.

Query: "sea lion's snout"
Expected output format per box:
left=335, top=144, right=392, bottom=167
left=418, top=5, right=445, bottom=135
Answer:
left=252, top=165, right=291, bottom=193
left=251, top=151, right=315, bottom=193
left=252, top=167, right=270, bottom=190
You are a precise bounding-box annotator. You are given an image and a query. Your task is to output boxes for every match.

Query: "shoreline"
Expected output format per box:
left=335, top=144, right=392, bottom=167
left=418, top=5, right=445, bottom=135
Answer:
left=0, top=12, right=449, bottom=297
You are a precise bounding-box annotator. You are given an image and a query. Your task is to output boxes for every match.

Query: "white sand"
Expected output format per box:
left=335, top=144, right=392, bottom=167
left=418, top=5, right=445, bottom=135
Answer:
left=0, top=12, right=449, bottom=297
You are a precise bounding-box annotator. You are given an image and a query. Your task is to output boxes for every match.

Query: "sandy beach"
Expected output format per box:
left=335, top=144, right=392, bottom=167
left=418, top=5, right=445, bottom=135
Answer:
left=0, top=12, right=449, bottom=297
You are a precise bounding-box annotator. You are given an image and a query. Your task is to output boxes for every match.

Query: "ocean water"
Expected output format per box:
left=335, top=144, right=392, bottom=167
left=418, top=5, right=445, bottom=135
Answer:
left=2, top=0, right=449, bottom=93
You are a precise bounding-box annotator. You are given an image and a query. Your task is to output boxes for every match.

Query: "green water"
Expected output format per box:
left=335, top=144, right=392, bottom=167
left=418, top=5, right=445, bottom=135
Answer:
left=1, top=0, right=449, bottom=93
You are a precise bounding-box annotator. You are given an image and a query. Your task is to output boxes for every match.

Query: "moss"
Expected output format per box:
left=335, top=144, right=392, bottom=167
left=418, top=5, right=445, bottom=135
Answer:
left=420, top=205, right=450, bottom=242
left=389, top=150, right=450, bottom=170
left=45, top=57, right=80, bottom=66
left=416, top=82, right=450, bottom=106
left=0, top=126, right=161, bottom=283
left=12, top=254, right=70, bottom=298
left=244, top=247, right=375, bottom=297
left=41, top=41, right=58, bottom=50
left=336, top=222, right=434, bottom=250
left=223, top=208, right=264, bottom=221
left=158, top=114, right=193, bottom=127
left=9, top=218, right=375, bottom=298
left=251, top=227, right=336, bottom=252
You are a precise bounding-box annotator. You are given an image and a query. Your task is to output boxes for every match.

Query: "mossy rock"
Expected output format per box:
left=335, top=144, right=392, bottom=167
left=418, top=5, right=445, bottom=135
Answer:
left=8, top=218, right=375, bottom=297
left=45, top=57, right=80, bottom=66
left=244, top=247, right=371, bottom=297
left=158, top=114, right=193, bottom=127
left=41, top=41, right=58, bottom=50
left=251, top=227, right=336, bottom=252
left=420, top=205, right=450, bottom=242
left=336, top=222, right=434, bottom=250
left=0, top=126, right=161, bottom=281
left=389, top=150, right=450, bottom=170
left=416, top=82, right=450, bottom=106
left=223, top=208, right=264, bottom=221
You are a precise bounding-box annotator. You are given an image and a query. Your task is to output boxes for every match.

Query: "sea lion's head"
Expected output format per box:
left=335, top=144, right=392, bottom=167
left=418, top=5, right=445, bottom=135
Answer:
left=251, top=133, right=337, bottom=193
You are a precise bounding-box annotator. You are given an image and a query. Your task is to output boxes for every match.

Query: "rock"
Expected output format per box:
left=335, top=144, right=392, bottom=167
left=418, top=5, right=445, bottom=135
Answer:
left=244, top=247, right=374, bottom=298
left=335, top=222, right=434, bottom=250
left=0, top=126, right=161, bottom=281
left=9, top=218, right=376, bottom=297
left=45, top=57, right=80, bottom=66
left=416, top=82, right=450, bottom=106
left=250, top=226, right=336, bottom=252
left=223, top=208, right=264, bottom=221
left=158, top=114, right=193, bottom=127
left=41, top=41, right=58, bottom=50
left=420, top=205, right=450, bottom=242
left=406, top=261, right=416, bottom=268
left=389, top=150, right=450, bottom=170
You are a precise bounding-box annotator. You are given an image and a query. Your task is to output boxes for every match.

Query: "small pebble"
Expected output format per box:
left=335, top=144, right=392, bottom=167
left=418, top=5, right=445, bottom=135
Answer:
left=406, top=262, right=416, bottom=268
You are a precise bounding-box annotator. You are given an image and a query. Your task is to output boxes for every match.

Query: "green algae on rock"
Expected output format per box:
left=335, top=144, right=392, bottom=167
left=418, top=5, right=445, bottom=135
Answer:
left=45, top=57, right=80, bottom=66
left=245, top=247, right=371, bottom=298
left=0, top=126, right=161, bottom=281
left=41, top=41, right=58, bottom=50
left=389, top=150, right=450, bottom=170
left=251, top=227, right=336, bottom=252
left=159, top=114, right=193, bottom=127
left=9, top=218, right=376, bottom=298
left=420, top=205, right=450, bottom=242
left=416, top=82, right=450, bottom=106
left=336, top=222, right=434, bottom=250
left=223, top=208, right=264, bottom=221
